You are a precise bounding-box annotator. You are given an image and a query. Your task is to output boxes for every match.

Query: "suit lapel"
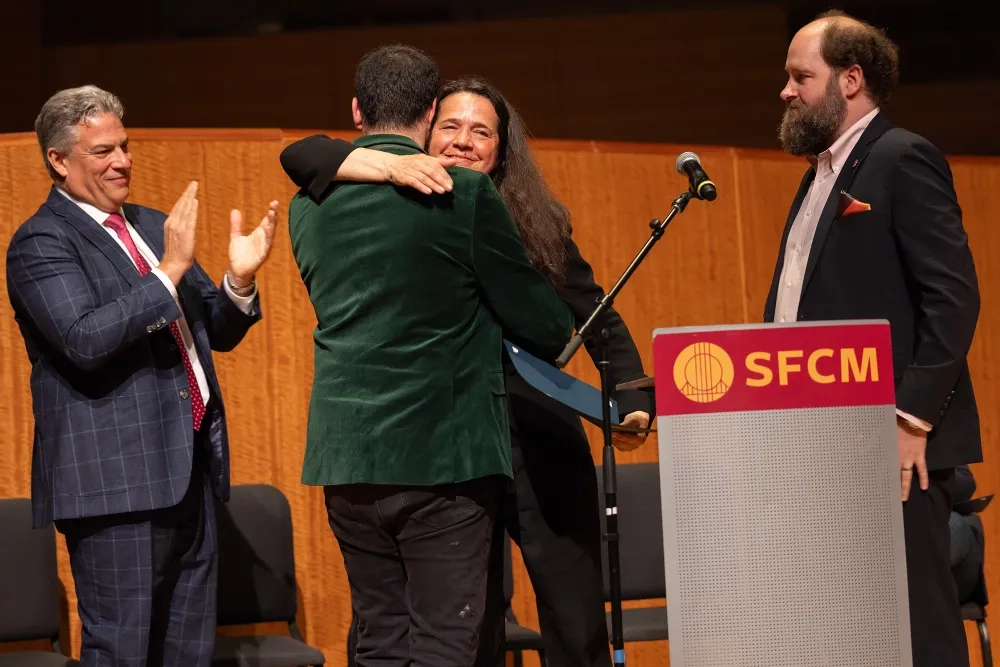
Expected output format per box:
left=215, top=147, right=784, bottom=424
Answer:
left=800, top=112, right=893, bottom=292
left=45, top=187, right=139, bottom=287
left=125, top=204, right=165, bottom=261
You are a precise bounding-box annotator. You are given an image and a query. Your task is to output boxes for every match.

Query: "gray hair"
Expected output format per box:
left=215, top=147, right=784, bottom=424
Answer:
left=35, top=85, right=125, bottom=181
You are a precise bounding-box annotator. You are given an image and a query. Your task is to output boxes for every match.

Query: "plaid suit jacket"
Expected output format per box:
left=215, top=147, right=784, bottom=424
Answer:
left=6, top=187, right=261, bottom=527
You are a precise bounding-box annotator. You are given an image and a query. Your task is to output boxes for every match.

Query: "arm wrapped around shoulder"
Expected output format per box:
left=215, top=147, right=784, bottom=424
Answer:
left=279, top=135, right=359, bottom=203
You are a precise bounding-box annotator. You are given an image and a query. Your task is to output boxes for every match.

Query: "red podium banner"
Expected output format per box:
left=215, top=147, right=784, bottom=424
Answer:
left=653, top=321, right=895, bottom=416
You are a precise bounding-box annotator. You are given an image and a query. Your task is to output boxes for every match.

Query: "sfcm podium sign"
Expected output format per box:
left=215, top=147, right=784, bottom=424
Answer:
left=653, top=321, right=911, bottom=667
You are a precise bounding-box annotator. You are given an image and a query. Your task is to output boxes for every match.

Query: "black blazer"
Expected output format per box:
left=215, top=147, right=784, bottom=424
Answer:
left=279, top=134, right=654, bottom=436
left=763, top=113, right=981, bottom=470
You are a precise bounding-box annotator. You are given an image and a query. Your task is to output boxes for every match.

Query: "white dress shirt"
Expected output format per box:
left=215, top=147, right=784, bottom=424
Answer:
left=57, top=188, right=256, bottom=406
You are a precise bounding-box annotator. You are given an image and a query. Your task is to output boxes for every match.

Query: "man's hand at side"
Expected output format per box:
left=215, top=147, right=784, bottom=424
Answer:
left=898, top=416, right=929, bottom=501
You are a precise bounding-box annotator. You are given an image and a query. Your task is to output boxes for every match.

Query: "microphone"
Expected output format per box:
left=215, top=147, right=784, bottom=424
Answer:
left=675, top=152, right=718, bottom=201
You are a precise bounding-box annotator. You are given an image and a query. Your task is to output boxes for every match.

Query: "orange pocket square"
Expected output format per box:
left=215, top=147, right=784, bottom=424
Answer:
left=837, top=190, right=872, bottom=217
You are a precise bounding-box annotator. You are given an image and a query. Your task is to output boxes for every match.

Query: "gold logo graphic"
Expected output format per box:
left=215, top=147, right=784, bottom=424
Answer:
left=673, top=342, right=734, bottom=403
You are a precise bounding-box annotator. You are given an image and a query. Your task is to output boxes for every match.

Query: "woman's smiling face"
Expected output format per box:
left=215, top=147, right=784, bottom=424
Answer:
left=428, top=92, right=500, bottom=175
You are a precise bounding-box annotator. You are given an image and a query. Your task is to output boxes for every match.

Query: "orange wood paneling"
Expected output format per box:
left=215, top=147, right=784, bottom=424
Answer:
left=0, top=129, right=996, bottom=666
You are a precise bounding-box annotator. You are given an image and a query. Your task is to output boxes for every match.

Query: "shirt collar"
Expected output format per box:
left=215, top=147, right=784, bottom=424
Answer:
left=808, top=106, right=880, bottom=175
left=353, top=133, right=425, bottom=153
left=55, top=187, right=126, bottom=225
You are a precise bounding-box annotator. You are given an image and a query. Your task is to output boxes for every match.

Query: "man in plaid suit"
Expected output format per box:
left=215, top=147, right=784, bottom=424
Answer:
left=5, top=85, right=279, bottom=667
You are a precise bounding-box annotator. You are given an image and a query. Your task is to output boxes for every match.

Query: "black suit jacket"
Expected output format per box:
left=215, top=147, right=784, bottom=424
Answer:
left=278, top=134, right=654, bottom=435
left=764, top=113, right=981, bottom=470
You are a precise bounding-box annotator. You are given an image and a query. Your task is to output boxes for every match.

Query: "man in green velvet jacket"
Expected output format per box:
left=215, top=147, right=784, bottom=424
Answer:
left=288, top=45, right=573, bottom=666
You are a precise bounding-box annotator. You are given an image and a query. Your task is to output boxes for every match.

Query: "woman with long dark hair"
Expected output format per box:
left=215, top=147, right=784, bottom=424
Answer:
left=281, top=77, right=653, bottom=667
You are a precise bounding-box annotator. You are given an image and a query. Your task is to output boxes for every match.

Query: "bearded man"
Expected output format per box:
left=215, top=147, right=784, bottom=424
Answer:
left=765, top=10, right=980, bottom=667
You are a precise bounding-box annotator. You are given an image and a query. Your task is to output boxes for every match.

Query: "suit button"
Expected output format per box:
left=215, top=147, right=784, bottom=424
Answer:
left=180, top=390, right=189, bottom=399
left=146, top=325, right=154, bottom=332
left=168, top=343, right=177, bottom=352
left=160, top=317, right=167, bottom=324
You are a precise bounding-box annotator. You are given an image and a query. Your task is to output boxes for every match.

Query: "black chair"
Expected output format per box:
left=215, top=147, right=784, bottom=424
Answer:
left=962, top=603, right=991, bottom=667
left=500, top=534, right=547, bottom=667
left=956, top=492, right=993, bottom=667
left=595, top=463, right=668, bottom=643
left=0, top=498, right=78, bottom=667
left=213, top=484, right=325, bottom=667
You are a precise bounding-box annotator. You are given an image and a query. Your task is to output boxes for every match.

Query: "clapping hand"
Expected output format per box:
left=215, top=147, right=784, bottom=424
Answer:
left=228, top=200, right=279, bottom=286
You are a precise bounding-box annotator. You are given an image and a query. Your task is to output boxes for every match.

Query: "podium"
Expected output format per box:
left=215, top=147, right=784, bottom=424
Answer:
left=652, top=320, right=912, bottom=666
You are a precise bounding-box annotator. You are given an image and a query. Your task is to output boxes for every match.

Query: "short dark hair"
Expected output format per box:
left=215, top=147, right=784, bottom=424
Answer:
left=354, top=44, right=439, bottom=131
left=816, top=10, right=900, bottom=106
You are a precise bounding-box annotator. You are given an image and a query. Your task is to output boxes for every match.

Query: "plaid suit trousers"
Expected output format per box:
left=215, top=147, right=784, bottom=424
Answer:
left=57, top=440, right=217, bottom=667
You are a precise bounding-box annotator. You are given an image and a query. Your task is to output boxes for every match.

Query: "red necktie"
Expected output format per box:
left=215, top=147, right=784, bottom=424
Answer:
left=104, top=213, right=206, bottom=431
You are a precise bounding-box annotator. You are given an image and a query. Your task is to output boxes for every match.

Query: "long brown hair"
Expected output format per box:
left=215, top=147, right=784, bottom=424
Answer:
left=433, top=77, right=570, bottom=286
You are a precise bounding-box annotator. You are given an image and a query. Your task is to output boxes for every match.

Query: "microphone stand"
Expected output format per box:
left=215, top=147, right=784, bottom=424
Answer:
left=554, top=187, right=696, bottom=667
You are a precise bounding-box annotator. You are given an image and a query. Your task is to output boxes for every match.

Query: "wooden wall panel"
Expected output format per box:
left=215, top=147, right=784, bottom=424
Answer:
left=0, top=129, right=997, bottom=667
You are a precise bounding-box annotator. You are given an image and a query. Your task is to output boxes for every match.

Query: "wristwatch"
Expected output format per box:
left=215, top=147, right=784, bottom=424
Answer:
left=227, top=272, right=256, bottom=297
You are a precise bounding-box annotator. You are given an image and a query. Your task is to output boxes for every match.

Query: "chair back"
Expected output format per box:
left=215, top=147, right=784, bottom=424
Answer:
left=595, top=463, right=666, bottom=601
left=954, top=493, right=993, bottom=516
left=0, top=498, right=61, bottom=643
left=957, top=494, right=992, bottom=608
left=215, top=485, right=299, bottom=626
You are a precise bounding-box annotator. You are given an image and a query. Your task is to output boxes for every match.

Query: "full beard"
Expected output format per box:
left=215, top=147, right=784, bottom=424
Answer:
left=778, top=79, right=848, bottom=157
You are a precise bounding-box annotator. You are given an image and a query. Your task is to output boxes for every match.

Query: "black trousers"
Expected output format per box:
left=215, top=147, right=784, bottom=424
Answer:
left=327, top=476, right=502, bottom=667
left=476, top=390, right=612, bottom=667
left=345, top=409, right=611, bottom=667
left=906, top=469, right=969, bottom=667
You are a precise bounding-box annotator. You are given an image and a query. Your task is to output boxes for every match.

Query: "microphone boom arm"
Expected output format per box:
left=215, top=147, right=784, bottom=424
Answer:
left=555, top=188, right=695, bottom=368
